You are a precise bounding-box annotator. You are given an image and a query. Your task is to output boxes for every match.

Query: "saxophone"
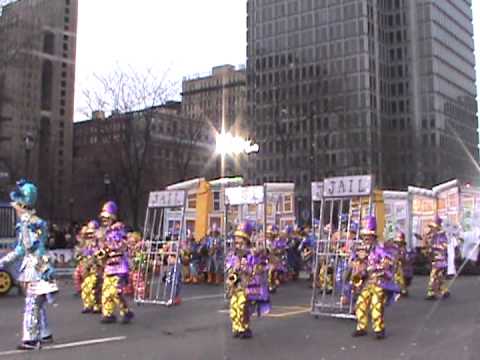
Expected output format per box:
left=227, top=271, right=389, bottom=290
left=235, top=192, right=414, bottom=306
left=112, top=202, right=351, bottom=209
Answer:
left=225, top=271, right=239, bottom=298
left=350, top=261, right=366, bottom=292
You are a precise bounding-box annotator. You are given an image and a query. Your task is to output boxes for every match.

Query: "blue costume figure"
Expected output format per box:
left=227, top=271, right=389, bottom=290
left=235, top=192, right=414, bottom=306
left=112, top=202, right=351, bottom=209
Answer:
left=0, top=180, right=58, bottom=350
left=298, top=228, right=315, bottom=283
left=164, top=249, right=182, bottom=306
left=286, top=225, right=302, bottom=281
left=206, top=224, right=224, bottom=285
left=188, top=232, right=203, bottom=284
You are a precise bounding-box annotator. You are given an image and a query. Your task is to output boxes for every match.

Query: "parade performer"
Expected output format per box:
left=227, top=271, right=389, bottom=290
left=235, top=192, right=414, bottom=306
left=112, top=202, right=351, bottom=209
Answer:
left=0, top=179, right=58, bottom=350
left=423, top=217, right=450, bottom=300
left=206, top=224, right=224, bottom=285
left=342, top=241, right=369, bottom=307
left=163, top=243, right=182, bottom=306
left=198, top=236, right=209, bottom=283
left=334, top=222, right=358, bottom=297
left=72, top=226, right=87, bottom=296
left=225, top=221, right=270, bottom=339
left=94, top=201, right=118, bottom=309
left=298, top=227, right=315, bottom=283
left=79, top=220, right=102, bottom=313
left=100, top=222, right=134, bottom=323
left=265, top=225, right=281, bottom=293
left=286, top=226, right=302, bottom=281
left=186, top=231, right=202, bottom=284
left=316, top=224, right=336, bottom=294
left=126, top=231, right=148, bottom=300
left=180, top=238, right=192, bottom=283
left=393, top=231, right=410, bottom=297
left=352, top=216, right=399, bottom=339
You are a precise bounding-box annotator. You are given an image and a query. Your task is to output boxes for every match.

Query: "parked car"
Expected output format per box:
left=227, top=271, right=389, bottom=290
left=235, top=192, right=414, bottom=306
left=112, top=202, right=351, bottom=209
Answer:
left=0, top=202, right=19, bottom=296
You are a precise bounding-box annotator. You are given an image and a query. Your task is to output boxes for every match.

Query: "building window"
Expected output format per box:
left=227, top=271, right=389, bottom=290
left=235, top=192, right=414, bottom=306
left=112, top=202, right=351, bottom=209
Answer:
left=213, top=191, right=221, bottom=211
left=187, top=194, right=196, bottom=209
left=41, top=61, right=53, bottom=111
left=43, top=32, right=55, bottom=54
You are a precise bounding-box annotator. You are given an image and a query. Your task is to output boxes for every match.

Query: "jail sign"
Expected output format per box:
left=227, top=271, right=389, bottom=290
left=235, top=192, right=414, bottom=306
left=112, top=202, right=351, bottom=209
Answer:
left=323, top=175, right=372, bottom=197
left=148, top=190, right=186, bottom=208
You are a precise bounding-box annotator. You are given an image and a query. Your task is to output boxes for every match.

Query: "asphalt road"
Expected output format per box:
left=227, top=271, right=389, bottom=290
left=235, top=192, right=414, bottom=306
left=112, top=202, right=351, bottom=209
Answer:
left=0, top=275, right=479, bottom=360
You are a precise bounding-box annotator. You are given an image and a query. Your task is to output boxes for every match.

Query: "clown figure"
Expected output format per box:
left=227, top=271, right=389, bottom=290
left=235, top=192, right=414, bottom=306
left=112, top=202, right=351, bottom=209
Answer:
left=0, top=180, right=58, bottom=350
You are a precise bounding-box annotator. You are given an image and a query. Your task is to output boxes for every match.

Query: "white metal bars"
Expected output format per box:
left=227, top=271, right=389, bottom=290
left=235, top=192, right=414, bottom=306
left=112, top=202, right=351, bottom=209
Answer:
left=134, top=190, right=186, bottom=306
left=310, top=175, right=373, bottom=319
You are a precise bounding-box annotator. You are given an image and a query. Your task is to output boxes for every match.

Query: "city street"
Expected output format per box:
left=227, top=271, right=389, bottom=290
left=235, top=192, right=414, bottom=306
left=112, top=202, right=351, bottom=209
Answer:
left=0, top=275, right=479, bottom=360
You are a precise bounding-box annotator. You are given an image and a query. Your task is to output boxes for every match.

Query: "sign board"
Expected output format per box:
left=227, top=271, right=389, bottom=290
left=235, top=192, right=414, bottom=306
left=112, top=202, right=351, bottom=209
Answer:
left=383, top=191, right=408, bottom=240
left=225, top=186, right=264, bottom=205
left=311, top=182, right=323, bottom=201
left=148, top=190, right=186, bottom=208
left=323, top=175, right=372, bottom=198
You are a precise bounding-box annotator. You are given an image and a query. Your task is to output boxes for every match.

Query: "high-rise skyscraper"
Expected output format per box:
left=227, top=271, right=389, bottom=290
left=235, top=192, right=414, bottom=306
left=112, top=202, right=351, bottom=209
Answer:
left=246, top=0, right=478, bottom=220
left=0, top=0, right=77, bottom=222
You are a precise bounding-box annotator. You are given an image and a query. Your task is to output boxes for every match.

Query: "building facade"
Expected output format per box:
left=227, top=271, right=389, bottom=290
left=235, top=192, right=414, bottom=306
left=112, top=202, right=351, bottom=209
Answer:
left=72, top=103, right=216, bottom=227
left=182, top=65, right=248, bottom=177
left=0, top=0, right=78, bottom=223
left=246, top=0, right=478, bottom=222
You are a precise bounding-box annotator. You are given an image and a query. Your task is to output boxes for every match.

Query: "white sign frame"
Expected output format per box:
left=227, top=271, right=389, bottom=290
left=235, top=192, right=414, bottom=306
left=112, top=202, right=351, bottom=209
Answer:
left=311, top=181, right=324, bottom=201
left=148, top=190, right=186, bottom=208
left=224, top=186, right=264, bottom=206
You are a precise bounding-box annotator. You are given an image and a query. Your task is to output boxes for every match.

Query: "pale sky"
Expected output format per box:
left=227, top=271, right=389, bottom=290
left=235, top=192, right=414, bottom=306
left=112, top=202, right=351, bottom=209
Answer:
left=74, top=0, right=480, bottom=122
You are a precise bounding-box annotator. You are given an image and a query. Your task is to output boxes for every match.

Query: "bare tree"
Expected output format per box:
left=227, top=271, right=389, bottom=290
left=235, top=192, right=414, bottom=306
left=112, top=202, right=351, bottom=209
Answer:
left=171, top=118, right=210, bottom=181
left=83, top=66, right=177, bottom=229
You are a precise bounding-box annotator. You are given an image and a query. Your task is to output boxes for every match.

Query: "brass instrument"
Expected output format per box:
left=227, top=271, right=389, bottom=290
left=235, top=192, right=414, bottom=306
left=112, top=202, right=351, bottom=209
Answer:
left=350, top=261, right=366, bottom=291
left=225, top=271, right=239, bottom=298
left=351, top=272, right=364, bottom=289
left=95, top=249, right=107, bottom=260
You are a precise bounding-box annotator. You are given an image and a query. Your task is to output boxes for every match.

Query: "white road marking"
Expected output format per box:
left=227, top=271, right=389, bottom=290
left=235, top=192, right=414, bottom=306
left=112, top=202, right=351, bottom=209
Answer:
left=0, top=336, right=127, bottom=357
left=182, top=294, right=224, bottom=302
left=218, top=306, right=310, bottom=318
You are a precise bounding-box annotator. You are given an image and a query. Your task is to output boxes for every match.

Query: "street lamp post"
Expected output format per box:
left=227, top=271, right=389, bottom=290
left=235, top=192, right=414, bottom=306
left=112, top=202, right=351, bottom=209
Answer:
left=103, top=173, right=111, bottom=199
left=216, top=131, right=259, bottom=178
left=24, top=132, right=34, bottom=178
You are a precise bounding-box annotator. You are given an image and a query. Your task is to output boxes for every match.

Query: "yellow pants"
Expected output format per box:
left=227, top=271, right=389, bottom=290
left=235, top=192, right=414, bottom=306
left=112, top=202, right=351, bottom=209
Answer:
left=317, top=264, right=333, bottom=292
left=427, top=267, right=448, bottom=298
left=230, top=289, right=249, bottom=333
left=102, top=275, right=129, bottom=318
left=81, top=272, right=100, bottom=311
left=394, top=265, right=407, bottom=295
left=355, top=284, right=385, bottom=333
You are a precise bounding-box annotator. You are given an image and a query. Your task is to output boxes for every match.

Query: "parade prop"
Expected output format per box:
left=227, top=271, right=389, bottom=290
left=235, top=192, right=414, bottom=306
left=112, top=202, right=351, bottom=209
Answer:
left=134, top=190, right=187, bottom=306
left=310, top=175, right=378, bottom=319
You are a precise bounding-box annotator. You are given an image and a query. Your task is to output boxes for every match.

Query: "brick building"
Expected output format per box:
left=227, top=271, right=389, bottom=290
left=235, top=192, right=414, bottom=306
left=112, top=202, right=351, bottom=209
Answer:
left=72, top=103, right=216, bottom=228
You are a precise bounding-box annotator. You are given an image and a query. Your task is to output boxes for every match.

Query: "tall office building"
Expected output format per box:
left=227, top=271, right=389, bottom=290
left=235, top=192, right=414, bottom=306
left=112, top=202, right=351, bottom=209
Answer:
left=0, top=0, right=77, bottom=222
left=246, top=0, right=478, bottom=220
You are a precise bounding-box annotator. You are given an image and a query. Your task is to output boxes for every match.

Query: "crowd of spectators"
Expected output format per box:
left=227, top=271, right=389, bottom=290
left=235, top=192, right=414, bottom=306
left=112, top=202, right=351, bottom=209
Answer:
left=46, top=222, right=80, bottom=249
